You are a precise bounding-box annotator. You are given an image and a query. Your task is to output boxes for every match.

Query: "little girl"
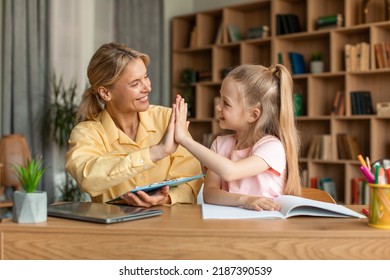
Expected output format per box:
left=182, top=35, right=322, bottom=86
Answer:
left=174, top=64, right=301, bottom=211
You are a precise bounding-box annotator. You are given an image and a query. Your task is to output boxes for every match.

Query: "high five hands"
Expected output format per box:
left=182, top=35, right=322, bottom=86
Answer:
left=121, top=95, right=190, bottom=207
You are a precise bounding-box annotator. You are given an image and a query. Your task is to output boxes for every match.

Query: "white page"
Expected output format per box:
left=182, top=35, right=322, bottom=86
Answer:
left=201, top=203, right=284, bottom=219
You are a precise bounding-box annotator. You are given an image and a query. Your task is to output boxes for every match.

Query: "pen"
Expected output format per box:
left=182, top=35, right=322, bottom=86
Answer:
left=357, top=154, right=367, bottom=168
left=375, top=165, right=380, bottom=184
left=359, top=165, right=375, bottom=183
left=378, top=167, right=386, bottom=184
left=365, top=156, right=371, bottom=169
left=383, top=159, right=390, bottom=184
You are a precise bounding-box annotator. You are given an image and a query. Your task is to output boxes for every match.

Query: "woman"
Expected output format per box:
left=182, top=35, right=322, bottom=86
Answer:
left=65, top=42, right=203, bottom=207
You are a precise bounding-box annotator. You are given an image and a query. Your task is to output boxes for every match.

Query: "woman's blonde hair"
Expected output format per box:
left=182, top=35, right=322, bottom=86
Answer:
left=226, top=64, right=301, bottom=196
left=77, top=42, right=150, bottom=122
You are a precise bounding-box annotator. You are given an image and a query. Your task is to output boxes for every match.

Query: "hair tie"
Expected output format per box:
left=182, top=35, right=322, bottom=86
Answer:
left=269, top=65, right=279, bottom=77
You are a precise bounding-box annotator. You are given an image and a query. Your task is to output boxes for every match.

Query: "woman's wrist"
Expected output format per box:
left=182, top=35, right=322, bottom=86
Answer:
left=149, top=144, right=168, bottom=162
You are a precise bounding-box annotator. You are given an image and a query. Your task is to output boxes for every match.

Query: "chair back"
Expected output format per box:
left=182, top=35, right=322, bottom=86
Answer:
left=0, top=134, right=31, bottom=188
left=301, top=187, right=336, bottom=204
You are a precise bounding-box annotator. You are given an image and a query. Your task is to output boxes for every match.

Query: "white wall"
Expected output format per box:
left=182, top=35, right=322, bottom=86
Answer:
left=50, top=0, right=114, bottom=88
left=50, top=0, right=114, bottom=187
left=163, top=0, right=194, bottom=105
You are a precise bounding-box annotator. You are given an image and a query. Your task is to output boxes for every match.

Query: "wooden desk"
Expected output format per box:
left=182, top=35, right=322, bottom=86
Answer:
left=0, top=204, right=389, bottom=260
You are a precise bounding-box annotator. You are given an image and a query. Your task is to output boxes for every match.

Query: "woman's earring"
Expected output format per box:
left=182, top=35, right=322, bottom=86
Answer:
left=96, top=94, right=106, bottom=108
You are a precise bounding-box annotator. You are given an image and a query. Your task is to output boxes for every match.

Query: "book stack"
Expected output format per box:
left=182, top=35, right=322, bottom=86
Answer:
left=276, top=14, right=301, bottom=35
left=374, top=42, right=390, bottom=69
left=336, top=133, right=361, bottom=160
left=306, top=134, right=332, bottom=160
left=350, top=91, right=374, bottom=115
left=344, top=42, right=370, bottom=72
left=316, top=14, right=343, bottom=30
left=309, top=177, right=338, bottom=201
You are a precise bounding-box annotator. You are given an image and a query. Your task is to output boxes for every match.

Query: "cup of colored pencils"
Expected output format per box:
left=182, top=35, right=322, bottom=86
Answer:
left=367, top=183, right=390, bottom=229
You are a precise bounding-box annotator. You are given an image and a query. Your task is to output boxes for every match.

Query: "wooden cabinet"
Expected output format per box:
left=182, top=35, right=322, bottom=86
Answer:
left=171, top=0, right=390, bottom=204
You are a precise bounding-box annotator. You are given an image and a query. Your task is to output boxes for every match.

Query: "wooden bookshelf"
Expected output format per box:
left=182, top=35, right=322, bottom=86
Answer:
left=171, top=0, right=390, bottom=204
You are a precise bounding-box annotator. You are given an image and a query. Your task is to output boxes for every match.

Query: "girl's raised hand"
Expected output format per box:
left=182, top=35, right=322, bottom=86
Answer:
left=174, top=95, right=191, bottom=144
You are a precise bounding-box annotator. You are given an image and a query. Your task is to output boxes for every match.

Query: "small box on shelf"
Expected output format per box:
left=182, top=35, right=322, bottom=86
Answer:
left=246, top=25, right=270, bottom=39
left=376, top=102, right=390, bottom=117
left=315, top=13, right=343, bottom=30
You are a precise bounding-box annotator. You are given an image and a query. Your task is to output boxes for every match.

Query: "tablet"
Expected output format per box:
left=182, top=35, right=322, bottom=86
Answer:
left=48, top=202, right=162, bottom=224
left=106, top=174, right=204, bottom=204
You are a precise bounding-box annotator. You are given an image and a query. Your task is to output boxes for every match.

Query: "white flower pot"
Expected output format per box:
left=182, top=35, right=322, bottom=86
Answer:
left=310, top=61, right=324, bottom=74
left=13, top=190, right=47, bottom=223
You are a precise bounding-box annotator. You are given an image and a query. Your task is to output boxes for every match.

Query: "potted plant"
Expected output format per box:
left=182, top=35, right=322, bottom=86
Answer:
left=12, top=157, right=48, bottom=223
left=44, top=74, right=84, bottom=201
left=310, top=52, right=324, bottom=73
left=180, top=68, right=197, bottom=117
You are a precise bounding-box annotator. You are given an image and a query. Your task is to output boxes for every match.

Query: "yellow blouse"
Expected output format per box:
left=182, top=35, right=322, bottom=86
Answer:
left=65, top=106, right=203, bottom=204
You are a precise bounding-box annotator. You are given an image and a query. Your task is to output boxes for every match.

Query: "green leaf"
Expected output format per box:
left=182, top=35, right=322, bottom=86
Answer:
left=12, top=157, right=48, bottom=193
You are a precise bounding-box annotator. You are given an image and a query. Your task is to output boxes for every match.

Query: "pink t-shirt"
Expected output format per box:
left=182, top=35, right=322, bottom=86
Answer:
left=210, top=134, right=286, bottom=198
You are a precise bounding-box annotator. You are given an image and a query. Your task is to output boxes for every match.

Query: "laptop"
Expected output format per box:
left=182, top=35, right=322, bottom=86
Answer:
left=48, top=202, right=163, bottom=224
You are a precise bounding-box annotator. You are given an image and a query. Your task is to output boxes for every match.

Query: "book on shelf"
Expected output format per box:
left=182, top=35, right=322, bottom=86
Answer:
left=214, top=23, right=223, bottom=44
left=288, top=52, right=305, bottom=74
left=306, top=134, right=332, bottom=160
left=331, top=90, right=345, bottom=116
left=277, top=52, right=292, bottom=73
left=227, top=24, right=241, bottom=42
left=276, top=14, right=301, bottom=35
left=318, top=177, right=338, bottom=201
left=301, top=169, right=308, bottom=188
left=310, top=177, right=318, bottom=189
left=316, top=13, right=343, bottom=29
left=350, top=91, right=374, bottom=115
left=345, top=44, right=357, bottom=72
left=357, top=42, right=370, bottom=71
left=351, top=177, right=369, bottom=205
left=201, top=195, right=365, bottom=220
left=320, top=134, right=332, bottom=160
left=189, top=26, right=197, bottom=48
left=214, top=96, right=221, bottom=119
left=374, top=42, right=390, bottom=69
left=286, top=14, right=301, bottom=33
left=385, top=42, right=390, bottom=67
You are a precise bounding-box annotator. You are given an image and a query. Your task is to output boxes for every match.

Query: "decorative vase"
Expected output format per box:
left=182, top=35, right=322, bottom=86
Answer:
left=310, top=61, right=324, bottom=74
left=13, top=190, right=47, bottom=223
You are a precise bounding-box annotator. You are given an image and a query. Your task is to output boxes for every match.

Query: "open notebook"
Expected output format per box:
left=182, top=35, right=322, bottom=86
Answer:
left=202, top=195, right=365, bottom=219
left=48, top=202, right=162, bottom=224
